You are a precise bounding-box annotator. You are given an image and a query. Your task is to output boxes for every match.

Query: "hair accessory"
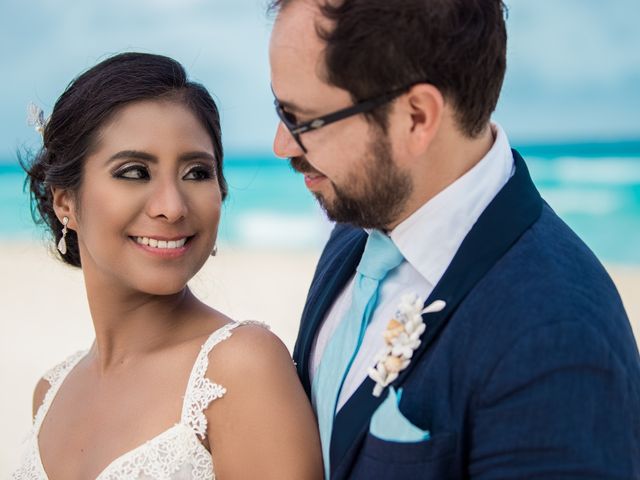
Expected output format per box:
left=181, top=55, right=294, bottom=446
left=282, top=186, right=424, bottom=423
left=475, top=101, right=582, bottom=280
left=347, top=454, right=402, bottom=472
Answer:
left=57, top=217, right=69, bottom=255
left=27, top=102, right=48, bottom=136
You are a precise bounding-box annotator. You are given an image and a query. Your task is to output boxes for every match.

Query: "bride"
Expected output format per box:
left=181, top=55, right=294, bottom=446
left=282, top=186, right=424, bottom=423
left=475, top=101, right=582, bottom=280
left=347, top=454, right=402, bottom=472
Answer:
left=14, top=52, right=322, bottom=479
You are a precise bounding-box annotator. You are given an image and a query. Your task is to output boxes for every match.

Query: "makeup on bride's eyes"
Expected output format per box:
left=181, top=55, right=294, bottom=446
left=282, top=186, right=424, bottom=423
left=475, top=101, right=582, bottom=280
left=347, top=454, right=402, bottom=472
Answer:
left=112, top=163, right=150, bottom=180
left=182, top=164, right=216, bottom=181
left=111, top=163, right=216, bottom=182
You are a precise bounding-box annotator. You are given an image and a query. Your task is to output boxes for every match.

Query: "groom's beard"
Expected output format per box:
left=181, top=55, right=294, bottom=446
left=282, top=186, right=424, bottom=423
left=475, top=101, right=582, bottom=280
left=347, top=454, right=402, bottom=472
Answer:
left=289, top=135, right=412, bottom=230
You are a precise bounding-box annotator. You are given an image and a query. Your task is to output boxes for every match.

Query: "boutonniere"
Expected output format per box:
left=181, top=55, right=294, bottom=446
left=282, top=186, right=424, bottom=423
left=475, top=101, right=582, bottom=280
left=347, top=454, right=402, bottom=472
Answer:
left=368, top=294, right=446, bottom=397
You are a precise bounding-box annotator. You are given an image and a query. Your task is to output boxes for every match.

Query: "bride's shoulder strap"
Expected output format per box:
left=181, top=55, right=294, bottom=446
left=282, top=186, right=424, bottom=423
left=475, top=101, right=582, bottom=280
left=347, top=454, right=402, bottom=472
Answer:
left=42, top=349, right=86, bottom=388
left=32, top=349, right=86, bottom=433
left=180, top=321, right=270, bottom=439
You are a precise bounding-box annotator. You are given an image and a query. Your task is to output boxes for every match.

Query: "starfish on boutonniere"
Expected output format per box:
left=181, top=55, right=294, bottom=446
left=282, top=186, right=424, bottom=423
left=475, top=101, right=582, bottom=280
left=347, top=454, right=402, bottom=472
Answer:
left=368, top=294, right=446, bottom=397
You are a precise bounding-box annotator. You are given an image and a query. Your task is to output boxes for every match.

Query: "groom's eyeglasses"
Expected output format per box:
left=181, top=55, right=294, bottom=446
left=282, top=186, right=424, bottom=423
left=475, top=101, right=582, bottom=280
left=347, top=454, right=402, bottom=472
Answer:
left=273, top=84, right=415, bottom=153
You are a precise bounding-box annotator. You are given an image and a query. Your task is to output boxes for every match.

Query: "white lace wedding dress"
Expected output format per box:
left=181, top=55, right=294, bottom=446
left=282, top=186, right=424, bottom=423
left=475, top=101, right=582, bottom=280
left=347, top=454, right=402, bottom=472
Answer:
left=13, top=321, right=261, bottom=480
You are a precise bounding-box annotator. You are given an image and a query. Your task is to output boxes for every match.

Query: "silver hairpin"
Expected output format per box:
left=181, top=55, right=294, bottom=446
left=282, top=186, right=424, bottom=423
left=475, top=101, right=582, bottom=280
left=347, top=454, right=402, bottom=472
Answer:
left=27, top=102, right=47, bottom=135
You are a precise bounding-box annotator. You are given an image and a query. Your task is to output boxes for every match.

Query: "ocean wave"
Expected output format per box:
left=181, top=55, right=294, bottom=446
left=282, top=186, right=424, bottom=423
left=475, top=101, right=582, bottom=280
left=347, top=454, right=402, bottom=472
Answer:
left=539, top=186, right=626, bottom=215
left=219, top=210, right=333, bottom=248
left=528, top=156, right=640, bottom=185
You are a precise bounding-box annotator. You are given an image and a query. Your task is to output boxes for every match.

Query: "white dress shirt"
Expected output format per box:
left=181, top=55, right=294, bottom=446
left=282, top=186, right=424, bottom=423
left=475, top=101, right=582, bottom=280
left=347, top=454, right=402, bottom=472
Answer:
left=309, top=123, right=515, bottom=410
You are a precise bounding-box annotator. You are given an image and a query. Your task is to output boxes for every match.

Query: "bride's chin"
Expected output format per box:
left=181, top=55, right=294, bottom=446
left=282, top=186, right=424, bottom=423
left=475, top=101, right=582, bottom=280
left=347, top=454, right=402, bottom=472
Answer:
left=126, top=275, right=192, bottom=297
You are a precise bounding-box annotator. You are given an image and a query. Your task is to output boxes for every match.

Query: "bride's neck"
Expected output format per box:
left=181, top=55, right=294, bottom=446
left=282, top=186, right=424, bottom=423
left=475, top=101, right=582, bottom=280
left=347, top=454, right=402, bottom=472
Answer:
left=84, top=278, right=196, bottom=373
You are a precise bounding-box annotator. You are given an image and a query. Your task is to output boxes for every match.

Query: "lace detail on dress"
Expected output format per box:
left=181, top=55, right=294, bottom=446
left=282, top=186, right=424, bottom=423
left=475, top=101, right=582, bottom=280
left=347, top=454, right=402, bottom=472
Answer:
left=14, top=350, right=87, bottom=480
left=181, top=321, right=270, bottom=439
left=42, top=350, right=86, bottom=386
left=13, top=320, right=271, bottom=480
left=11, top=441, right=39, bottom=480
left=32, top=350, right=86, bottom=434
left=97, top=424, right=212, bottom=480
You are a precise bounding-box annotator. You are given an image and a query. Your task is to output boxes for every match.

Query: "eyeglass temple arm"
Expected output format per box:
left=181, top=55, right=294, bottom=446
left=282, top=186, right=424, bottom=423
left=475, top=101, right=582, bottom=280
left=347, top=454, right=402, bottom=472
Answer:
left=293, top=90, right=406, bottom=135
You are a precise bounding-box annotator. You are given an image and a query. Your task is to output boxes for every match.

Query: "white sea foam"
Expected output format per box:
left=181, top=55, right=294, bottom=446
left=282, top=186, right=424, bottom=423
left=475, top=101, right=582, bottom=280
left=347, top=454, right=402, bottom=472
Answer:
left=540, top=187, right=625, bottom=215
left=528, top=157, right=640, bottom=185
left=228, top=210, right=333, bottom=249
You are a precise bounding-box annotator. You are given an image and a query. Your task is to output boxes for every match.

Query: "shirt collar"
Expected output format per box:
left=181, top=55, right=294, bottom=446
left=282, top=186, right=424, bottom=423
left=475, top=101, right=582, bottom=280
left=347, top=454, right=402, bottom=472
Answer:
left=388, top=122, right=515, bottom=286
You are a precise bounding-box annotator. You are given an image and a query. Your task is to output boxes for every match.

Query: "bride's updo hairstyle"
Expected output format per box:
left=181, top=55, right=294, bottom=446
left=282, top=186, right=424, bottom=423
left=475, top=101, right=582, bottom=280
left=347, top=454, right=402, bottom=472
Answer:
left=23, top=52, right=227, bottom=268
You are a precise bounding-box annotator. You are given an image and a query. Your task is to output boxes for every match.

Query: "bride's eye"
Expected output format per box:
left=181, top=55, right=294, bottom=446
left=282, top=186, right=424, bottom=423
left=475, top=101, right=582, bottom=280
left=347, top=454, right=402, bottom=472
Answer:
left=113, top=164, right=150, bottom=180
left=183, top=165, right=215, bottom=181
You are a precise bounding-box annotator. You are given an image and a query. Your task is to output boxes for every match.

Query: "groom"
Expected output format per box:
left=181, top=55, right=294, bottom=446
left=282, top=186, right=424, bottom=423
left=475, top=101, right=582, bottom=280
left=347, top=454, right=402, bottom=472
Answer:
left=268, top=0, right=640, bottom=478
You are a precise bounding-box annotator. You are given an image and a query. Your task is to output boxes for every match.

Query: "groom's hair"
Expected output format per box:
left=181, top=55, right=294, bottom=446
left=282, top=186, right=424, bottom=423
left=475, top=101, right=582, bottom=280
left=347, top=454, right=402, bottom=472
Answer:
left=269, top=0, right=508, bottom=137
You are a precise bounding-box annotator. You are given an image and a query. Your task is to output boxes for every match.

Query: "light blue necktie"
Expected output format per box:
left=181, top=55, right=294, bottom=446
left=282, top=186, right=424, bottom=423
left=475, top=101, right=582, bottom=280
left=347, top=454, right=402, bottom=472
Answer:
left=312, top=230, right=404, bottom=478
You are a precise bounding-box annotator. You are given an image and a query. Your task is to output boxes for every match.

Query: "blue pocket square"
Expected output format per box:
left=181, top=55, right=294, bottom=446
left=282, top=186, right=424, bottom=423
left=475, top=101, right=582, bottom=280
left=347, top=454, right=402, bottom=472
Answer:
left=370, top=387, right=431, bottom=442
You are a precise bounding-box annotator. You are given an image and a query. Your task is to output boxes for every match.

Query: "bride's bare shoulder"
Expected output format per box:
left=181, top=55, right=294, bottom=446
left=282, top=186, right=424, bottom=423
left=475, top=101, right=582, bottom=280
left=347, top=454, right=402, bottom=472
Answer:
left=207, top=321, right=291, bottom=373
left=198, top=319, right=299, bottom=398
left=202, top=322, right=323, bottom=479
left=32, top=377, right=50, bottom=418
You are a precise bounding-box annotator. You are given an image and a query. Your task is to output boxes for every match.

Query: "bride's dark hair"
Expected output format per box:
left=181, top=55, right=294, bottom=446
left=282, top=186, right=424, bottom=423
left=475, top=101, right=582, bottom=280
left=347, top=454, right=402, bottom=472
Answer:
left=21, top=52, right=227, bottom=268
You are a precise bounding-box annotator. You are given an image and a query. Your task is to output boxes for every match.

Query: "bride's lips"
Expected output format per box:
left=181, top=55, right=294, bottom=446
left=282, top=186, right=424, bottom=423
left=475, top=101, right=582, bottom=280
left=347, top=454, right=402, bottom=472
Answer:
left=129, top=235, right=194, bottom=258
left=303, top=172, right=327, bottom=190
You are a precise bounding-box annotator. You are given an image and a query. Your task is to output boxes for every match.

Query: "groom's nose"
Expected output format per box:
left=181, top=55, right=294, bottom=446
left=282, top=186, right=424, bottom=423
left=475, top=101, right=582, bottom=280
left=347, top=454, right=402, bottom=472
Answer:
left=273, top=122, right=304, bottom=159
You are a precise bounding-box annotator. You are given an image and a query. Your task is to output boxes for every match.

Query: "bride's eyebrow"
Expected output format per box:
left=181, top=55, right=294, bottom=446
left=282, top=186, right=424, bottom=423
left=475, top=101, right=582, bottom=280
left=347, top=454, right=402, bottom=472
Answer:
left=107, top=150, right=155, bottom=164
left=178, top=151, right=216, bottom=163
left=106, top=150, right=215, bottom=164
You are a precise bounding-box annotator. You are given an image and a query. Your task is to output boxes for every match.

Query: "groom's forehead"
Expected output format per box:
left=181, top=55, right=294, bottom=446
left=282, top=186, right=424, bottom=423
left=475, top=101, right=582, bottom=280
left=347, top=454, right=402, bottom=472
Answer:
left=269, top=1, right=332, bottom=87
left=270, top=0, right=331, bottom=55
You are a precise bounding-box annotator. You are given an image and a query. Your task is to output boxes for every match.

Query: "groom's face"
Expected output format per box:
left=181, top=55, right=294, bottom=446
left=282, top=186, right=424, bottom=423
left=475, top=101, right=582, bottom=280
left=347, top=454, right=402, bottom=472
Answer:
left=269, top=0, right=413, bottom=230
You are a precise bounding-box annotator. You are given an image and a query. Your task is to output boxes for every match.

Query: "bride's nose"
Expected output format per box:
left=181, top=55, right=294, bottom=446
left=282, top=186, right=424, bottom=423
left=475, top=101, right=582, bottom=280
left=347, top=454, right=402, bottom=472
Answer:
left=145, top=178, right=188, bottom=223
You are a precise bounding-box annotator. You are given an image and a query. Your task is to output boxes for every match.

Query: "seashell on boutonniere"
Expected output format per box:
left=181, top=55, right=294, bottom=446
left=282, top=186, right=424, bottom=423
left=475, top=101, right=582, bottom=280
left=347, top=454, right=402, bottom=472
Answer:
left=368, top=294, right=446, bottom=397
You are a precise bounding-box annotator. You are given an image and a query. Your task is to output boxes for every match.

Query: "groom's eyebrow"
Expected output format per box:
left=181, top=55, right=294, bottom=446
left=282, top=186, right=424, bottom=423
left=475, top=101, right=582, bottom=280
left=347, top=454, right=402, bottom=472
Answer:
left=271, top=84, right=318, bottom=116
left=279, top=100, right=317, bottom=116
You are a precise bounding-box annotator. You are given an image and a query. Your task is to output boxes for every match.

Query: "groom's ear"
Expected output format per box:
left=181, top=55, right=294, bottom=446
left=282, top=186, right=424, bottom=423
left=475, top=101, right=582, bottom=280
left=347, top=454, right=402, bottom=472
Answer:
left=51, top=187, right=78, bottom=230
left=401, top=83, right=445, bottom=157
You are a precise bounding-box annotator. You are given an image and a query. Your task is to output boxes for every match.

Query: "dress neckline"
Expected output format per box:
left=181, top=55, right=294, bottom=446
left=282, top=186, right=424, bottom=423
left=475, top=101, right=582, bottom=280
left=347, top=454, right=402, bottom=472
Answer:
left=32, top=320, right=247, bottom=480
left=34, top=423, right=210, bottom=480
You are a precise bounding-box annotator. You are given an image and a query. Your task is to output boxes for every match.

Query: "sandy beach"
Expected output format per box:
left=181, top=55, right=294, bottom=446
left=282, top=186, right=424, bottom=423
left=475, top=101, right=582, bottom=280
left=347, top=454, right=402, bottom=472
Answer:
left=1, top=241, right=638, bottom=475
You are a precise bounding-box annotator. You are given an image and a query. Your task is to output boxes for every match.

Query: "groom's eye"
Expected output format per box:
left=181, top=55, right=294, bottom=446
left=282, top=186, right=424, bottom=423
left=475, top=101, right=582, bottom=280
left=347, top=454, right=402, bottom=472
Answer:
left=281, top=107, right=298, bottom=125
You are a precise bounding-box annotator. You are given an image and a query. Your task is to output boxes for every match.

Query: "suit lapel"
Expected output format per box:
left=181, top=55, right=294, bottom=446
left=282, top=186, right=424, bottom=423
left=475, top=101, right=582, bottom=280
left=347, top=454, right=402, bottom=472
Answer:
left=293, top=227, right=367, bottom=396
left=394, top=150, right=542, bottom=387
left=330, top=150, right=543, bottom=479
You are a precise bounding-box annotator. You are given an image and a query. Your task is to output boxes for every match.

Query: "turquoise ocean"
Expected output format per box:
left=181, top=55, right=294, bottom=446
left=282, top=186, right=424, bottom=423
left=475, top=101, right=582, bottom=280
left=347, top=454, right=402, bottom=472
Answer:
left=1, top=142, right=639, bottom=264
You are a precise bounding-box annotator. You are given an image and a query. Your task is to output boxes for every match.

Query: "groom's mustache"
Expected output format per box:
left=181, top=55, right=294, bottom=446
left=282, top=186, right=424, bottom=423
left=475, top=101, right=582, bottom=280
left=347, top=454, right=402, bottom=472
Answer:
left=289, top=156, right=321, bottom=176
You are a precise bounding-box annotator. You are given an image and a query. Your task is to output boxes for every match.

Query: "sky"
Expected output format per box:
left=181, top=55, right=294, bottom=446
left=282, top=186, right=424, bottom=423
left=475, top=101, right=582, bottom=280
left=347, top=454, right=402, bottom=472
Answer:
left=1, top=0, right=639, bottom=160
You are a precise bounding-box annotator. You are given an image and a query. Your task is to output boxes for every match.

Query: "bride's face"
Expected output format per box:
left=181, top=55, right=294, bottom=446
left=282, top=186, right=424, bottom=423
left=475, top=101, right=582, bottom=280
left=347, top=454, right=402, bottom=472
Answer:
left=65, top=99, right=222, bottom=296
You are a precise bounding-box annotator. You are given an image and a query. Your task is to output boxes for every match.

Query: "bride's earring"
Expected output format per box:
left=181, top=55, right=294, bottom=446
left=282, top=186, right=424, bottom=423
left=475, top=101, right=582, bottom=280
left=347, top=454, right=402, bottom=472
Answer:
left=210, top=244, right=218, bottom=257
left=57, top=216, right=69, bottom=254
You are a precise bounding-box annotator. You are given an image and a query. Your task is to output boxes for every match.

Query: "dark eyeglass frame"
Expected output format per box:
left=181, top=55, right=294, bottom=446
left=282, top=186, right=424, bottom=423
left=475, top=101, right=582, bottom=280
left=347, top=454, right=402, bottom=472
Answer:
left=273, top=83, right=415, bottom=153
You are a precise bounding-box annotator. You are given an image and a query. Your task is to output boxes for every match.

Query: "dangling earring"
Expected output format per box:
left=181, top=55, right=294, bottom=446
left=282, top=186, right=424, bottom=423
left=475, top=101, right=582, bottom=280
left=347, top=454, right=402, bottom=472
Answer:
left=57, top=216, right=69, bottom=254
left=210, top=244, right=218, bottom=257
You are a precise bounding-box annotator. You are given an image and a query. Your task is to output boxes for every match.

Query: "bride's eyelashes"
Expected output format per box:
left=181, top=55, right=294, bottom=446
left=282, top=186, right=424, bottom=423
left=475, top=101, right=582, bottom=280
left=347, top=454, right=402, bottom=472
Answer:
left=182, top=164, right=216, bottom=181
left=112, top=162, right=150, bottom=180
left=111, top=162, right=216, bottom=182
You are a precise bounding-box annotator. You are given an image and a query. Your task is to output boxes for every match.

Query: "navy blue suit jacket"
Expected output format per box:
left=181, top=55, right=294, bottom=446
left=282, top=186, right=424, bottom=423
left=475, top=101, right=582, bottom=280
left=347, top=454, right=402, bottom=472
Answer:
left=293, top=151, right=640, bottom=479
